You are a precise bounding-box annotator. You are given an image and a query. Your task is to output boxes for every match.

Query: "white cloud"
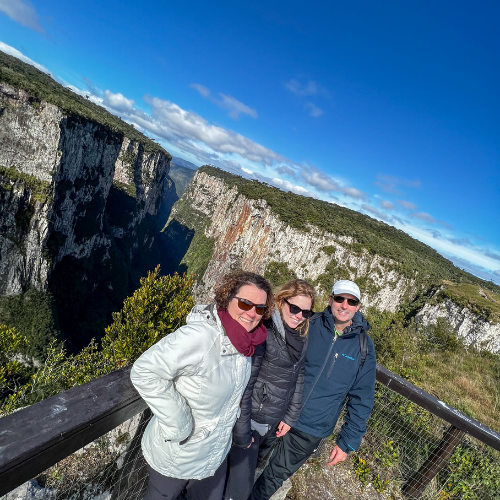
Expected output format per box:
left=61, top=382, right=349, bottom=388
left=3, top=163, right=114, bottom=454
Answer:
left=411, top=212, right=435, bottom=223
left=380, top=200, right=395, bottom=210
left=300, top=167, right=341, bottom=192
left=392, top=221, right=500, bottom=272
left=219, top=93, right=258, bottom=120
left=305, top=102, right=324, bottom=117
left=272, top=177, right=312, bottom=196
left=140, top=95, right=283, bottom=165
left=396, top=199, right=418, bottom=210
left=190, top=83, right=257, bottom=120
left=0, top=0, right=44, bottom=33
left=103, top=90, right=135, bottom=114
left=241, top=167, right=253, bottom=175
left=276, top=165, right=297, bottom=177
left=0, top=41, right=48, bottom=73
left=284, top=78, right=327, bottom=97
left=190, top=83, right=211, bottom=98
left=343, top=186, right=367, bottom=200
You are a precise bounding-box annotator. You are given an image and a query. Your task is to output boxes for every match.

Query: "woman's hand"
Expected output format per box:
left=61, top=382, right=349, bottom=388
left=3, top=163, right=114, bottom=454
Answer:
left=246, top=436, right=255, bottom=448
left=276, top=421, right=291, bottom=437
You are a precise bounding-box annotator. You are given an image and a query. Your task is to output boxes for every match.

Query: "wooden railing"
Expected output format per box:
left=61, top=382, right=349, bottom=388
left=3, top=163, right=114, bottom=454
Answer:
left=1, top=365, right=499, bottom=498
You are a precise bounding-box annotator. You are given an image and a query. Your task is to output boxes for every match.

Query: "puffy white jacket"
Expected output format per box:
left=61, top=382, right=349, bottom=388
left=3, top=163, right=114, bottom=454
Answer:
left=130, top=303, right=251, bottom=479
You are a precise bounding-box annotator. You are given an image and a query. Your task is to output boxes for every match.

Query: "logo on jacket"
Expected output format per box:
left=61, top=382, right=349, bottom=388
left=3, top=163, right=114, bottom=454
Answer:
left=342, top=353, right=355, bottom=361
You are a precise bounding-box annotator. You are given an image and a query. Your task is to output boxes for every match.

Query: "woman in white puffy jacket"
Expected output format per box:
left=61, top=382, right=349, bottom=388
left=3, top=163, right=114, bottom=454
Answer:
left=131, top=271, right=273, bottom=500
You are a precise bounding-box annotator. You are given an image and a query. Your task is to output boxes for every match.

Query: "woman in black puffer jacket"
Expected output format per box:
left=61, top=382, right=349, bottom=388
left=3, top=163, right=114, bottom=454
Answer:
left=223, top=279, right=316, bottom=500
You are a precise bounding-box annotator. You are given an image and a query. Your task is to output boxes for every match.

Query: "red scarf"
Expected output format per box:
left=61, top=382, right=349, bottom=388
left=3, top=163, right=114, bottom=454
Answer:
left=217, top=307, right=267, bottom=357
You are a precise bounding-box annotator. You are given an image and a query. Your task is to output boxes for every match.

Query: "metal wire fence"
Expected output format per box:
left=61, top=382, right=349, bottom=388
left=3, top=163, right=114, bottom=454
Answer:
left=3, top=381, right=500, bottom=500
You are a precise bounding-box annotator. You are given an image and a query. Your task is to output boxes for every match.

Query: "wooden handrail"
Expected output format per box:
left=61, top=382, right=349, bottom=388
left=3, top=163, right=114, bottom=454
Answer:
left=375, top=364, right=500, bottom=452
left=0, top=367, right=147, bottom=496
left=1, top=364, right=499, bottom=497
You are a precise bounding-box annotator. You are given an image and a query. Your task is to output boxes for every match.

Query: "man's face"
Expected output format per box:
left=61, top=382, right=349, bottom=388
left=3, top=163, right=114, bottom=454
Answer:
left=329, top=293, right=361, bottom=326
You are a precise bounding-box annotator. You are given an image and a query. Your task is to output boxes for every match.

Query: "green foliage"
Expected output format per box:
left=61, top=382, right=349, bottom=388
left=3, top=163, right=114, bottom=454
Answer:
left=0, top=325, right=30, bottom=394
left=0, top=288, right=60, bottom=360
left=264, top=261, right=297, bottom=288
left=0, top=268, right=194, bottom=415
left=0, top=165, right=51, bottom=202
left=437, top=283, right=500, bottom=324
left=103, top=266, right=195, bottom=366
left=321, top=245, right=336, bottom=256
left=440, top=443, right=500, bottom=499
left=198, top=166, right=500, bottom=295
left=179, top=231, right=216, bottom=283
left=0, top=51, right=168, bottom=156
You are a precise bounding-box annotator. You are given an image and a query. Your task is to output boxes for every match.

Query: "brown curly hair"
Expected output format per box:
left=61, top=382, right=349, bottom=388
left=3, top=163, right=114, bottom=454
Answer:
left=275, top=279, right=316, bottom=336
left=213, top=271, right=274, bottom=319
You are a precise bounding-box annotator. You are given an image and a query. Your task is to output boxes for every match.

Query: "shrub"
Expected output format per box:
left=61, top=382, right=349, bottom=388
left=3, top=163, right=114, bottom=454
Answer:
left=0, top=268, right=194, bottom=415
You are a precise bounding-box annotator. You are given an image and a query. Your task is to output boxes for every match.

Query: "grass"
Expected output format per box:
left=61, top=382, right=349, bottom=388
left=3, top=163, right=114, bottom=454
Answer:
left=437, top=283, right=500, bottom=324
left=415, top=349, right=500, bottom=432
left=0, top=165, right=52, bottom=202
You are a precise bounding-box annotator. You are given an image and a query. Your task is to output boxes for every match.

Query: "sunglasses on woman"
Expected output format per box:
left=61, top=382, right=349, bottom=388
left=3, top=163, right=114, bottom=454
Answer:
left=332, top=295, right=360, bottom=307
left=235, top=297, right=268, bottom=316
left=283, top=298, right=314, bottom=318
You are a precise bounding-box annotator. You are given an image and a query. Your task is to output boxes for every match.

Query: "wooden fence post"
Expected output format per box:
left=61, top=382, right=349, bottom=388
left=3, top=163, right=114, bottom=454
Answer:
left=402, top=425, right=465, bottom=499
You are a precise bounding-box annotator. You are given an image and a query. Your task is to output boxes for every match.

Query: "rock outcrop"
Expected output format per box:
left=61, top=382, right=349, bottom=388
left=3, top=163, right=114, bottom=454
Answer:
left=165, top=170, right=418, bottom=309
left=0, top=80, right=170, bottom=349
left=415, top=298, right=500, bottom=352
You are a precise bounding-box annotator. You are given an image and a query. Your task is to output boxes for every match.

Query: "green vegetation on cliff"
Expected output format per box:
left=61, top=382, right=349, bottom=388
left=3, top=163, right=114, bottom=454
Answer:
left=0, top=51, right=169, bottom=156
left=0, top=165, right=51, bottom=202
left=198, top=166, right=500, bottom=294
left=0, top=268, right=194, bottom=414
left=435, top=283, right=500, bottom=324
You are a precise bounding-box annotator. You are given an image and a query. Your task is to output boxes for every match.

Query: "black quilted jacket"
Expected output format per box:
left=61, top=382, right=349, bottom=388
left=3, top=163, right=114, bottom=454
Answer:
left=232, top=312, right=308, bottom=448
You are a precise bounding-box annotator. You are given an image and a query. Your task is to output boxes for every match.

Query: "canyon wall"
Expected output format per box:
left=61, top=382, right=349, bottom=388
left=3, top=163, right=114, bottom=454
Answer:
left=0, top=81, right=170, bottom=349
left=164, top=168, right=499, bottom=350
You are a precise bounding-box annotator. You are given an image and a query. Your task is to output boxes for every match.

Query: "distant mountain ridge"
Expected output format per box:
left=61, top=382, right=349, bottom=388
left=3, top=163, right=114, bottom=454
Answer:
left=162, top=166, right=499, bottom=350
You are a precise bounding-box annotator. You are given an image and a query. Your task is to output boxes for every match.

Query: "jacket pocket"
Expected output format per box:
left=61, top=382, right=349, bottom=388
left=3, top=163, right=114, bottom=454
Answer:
left=182, top=419, right=219, bottom=446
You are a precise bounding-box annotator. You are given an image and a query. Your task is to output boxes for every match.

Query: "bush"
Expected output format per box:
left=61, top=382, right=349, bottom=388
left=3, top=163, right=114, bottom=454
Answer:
left=0, top=267, right=194, bottom=415
left=264, top=261, right=297, bottom=288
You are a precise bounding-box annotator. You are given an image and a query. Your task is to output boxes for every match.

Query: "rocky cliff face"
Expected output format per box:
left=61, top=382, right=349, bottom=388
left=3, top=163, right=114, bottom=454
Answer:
left=0, top=81, right=170, bottom=349
left=164, top=169, right=499, bottom=351
left=415, top=298, right=500, bottom=353
left=166, top=170, right=417, bottom=310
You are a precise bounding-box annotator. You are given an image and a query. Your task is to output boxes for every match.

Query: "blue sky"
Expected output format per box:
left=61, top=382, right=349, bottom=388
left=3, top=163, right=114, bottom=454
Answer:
left=1, top=0, right=499, bottom=284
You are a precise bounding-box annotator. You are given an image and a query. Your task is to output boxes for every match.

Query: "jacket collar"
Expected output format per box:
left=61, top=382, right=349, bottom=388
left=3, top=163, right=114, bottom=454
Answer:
left=198, top=303, right=241, bottom=356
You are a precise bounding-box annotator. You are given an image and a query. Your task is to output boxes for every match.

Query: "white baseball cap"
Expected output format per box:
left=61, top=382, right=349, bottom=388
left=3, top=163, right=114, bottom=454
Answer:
left=331, top=280, right=361, bottom=301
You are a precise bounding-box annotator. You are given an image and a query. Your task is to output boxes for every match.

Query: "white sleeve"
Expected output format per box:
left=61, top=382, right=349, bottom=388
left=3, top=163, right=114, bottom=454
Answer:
left=130, top=323, right=207, bottom=441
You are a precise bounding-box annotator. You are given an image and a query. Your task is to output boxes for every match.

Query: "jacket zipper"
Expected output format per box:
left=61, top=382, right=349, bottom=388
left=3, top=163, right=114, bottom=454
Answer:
left=326, top=353, right=339, bottom=379
left=300, top=334, right=338, bottom=410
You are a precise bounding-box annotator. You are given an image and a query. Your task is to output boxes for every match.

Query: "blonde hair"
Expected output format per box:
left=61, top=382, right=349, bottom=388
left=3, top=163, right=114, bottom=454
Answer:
left=275, top=279, right=316, bottom=336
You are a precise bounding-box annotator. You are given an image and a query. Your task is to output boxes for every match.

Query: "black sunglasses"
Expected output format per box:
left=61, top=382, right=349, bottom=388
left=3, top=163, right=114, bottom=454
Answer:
left=332, top=295, right=359, bottom=307
left=283, top=298, right=314, bottom=318
left=235, top=297, right=268, bottom=316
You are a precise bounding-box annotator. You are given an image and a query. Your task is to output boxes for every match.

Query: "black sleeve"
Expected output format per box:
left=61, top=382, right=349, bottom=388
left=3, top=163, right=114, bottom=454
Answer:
left=232, top=342, right=266, bottom=448
left=283, top=361, right=305, bottom=427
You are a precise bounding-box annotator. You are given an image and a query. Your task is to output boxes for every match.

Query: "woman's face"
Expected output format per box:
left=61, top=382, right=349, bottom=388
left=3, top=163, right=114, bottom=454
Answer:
left=227, top=284, right=267, bottom=332
left=281, top=295, right=313, bottom=329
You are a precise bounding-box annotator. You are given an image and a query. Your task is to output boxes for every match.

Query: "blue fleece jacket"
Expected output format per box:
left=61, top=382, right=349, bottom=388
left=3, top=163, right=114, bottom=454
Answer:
left=294, top=308, right=376, bottom=453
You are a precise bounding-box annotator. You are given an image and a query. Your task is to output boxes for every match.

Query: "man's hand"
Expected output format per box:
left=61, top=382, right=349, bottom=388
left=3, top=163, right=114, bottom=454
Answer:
left=328, top=445, right=348, bottom=465
left=246, top=436, right=255, bottom=449
left=276, top=421, right=291, bottom=437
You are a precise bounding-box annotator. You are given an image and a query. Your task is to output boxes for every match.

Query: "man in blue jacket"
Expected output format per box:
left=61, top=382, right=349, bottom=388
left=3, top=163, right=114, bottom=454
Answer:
left=250, top=280, right=376, bottom=500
